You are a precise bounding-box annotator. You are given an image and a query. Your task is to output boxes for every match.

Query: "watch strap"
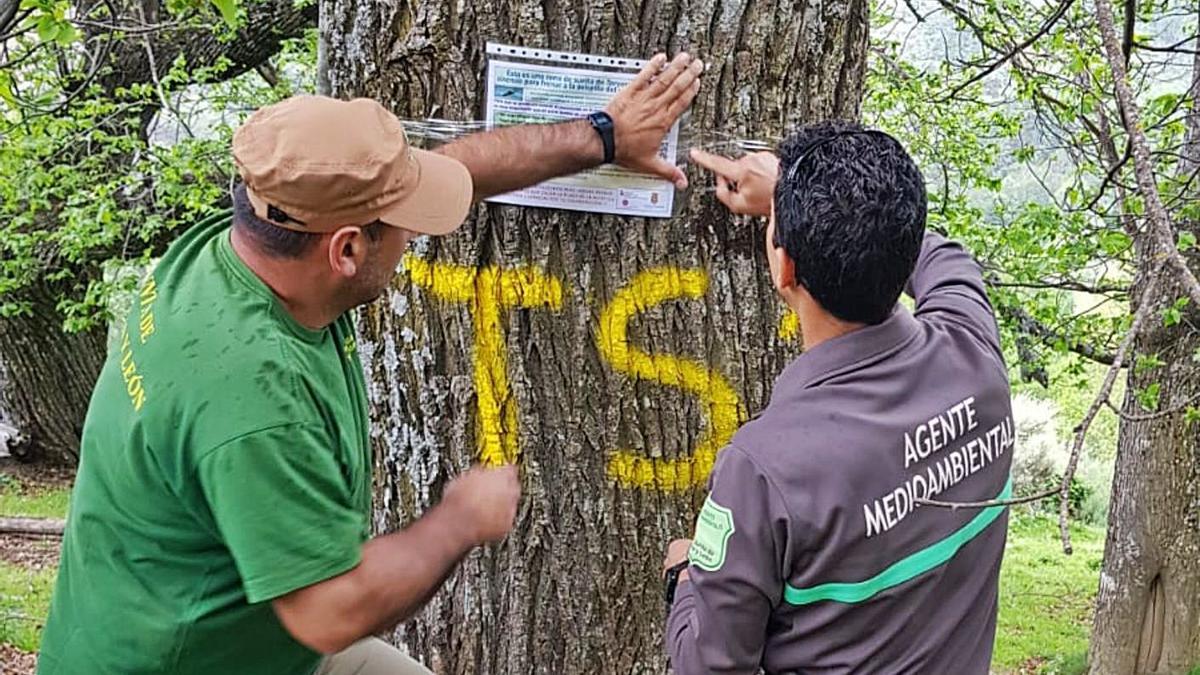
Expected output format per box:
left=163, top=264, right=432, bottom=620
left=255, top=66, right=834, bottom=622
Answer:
left=663, top=559, right=690, bottom=610
left=588, top=111, right=616, bottom=164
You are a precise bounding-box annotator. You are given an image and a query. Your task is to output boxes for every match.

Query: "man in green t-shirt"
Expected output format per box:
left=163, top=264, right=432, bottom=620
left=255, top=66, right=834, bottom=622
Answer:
left=38, top=52, right=704, bottom=675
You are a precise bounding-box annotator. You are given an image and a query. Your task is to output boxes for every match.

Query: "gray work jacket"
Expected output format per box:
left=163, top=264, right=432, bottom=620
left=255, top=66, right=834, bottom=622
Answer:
left=667, top=232, right=1013, bottom=674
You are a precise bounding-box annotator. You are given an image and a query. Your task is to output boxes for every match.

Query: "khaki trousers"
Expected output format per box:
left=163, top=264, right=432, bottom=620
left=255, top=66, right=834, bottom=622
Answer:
left=315, top=638, right=434, bottom=675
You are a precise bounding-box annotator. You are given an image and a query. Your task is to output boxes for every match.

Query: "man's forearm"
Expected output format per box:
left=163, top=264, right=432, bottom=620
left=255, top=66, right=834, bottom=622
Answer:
left=354, top=502, right=475, bottom=633
left=274, top=502, right=476, bottom=653
left=436, top=120, right=604, bottom=202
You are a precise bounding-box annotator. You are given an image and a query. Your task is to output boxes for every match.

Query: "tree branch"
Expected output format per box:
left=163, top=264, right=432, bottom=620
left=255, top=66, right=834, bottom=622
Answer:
left=256, top=61, right=281, bottom=88
left=1094, top=0, right=1200, bottom=308
left=1121, top=0, right=1136, bottom=67
left=1055, top=268, right=1161, bottom=553
left=919, top=486, right=1060, bottom=510
left=993, top=301, right=1118, bottom=365
left=0, top=517, right=65, bottom=536
left=1133, top=35, right=1200, bottom=55
left=96, top=0, right=317, bottom=94
left=1104, top=395, right=1199, bottom=422
left=902, top=0, right=926, bottom=22
left=989, top=280, right=1127, bottom=295
left=0, top=0, right=20, bottom=36
left=938, top=0, right=1077, bottom=101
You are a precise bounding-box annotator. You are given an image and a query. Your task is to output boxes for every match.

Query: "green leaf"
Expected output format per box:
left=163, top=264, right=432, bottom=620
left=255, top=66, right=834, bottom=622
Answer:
left=1135, top=353, right=1166, bottom=375
left=211, top=0, right=239, bottom=27
left=1180, top=231, right=1199, bottom=252
left=35, top=15, right=60, bottom=43
left=1186, top=406, right=1200, bottom=427
left=1137, top=382, right=1161, bottom=412
left=1099, top=231, right=1131, bottom=256
left=1164, top=297, right=1189, bottom=327
left=54, top=23, right=80, bottom=47
left=0, top=71, right=16, bottom=108
left=1164, top=306, right=1182, bottom=327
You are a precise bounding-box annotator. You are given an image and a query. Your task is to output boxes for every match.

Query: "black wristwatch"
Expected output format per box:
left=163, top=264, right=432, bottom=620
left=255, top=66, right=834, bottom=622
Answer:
left=663, top=559, right=690, bottom=611
left=588, top=111, right=616, bottom=164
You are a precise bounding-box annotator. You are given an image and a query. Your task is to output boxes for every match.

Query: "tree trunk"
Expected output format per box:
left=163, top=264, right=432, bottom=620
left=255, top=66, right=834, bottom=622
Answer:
left=323, top=0, right=867, bottom=671
left=97, top=0, right=319, bottom=93
left=0, top=282, right=106, bottom=465
left=1089, top=265, right=1200, bottom=674
left=1088, top=29, right=1200, bottom=675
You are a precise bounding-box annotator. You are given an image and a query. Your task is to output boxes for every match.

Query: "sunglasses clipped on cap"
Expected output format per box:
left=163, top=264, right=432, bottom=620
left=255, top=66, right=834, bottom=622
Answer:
left=782, top=129, right=898, bottom=184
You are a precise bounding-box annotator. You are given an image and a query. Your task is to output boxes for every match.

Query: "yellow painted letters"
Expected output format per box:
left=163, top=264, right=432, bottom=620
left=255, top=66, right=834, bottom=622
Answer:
left=596, top=268, right=745, bottom=491
left=118, top=328, right=147, bottom=411
left=405, top=255, right=563, bottom=466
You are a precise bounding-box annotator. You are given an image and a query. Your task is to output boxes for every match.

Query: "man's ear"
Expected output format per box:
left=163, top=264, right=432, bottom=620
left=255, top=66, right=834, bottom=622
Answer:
left=326, top=225, right=368, bottom=279
left=773, top=250, right=798, bottom=293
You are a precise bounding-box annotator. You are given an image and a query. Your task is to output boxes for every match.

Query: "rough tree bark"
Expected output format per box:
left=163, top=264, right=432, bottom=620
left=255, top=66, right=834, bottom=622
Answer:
left=322, top=1, right=867, bottom=671
left=0, top=0, right=316, bottom=464
left=0, top=281, right=107, bottom=465
left=1088, top=11, right=1200, bottom=673
left=1091, top=242, right=1200, bottom=674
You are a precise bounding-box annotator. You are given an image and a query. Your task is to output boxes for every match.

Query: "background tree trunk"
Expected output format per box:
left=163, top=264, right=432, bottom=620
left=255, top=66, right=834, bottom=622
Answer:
left=1088, top=38, right=1200, bottom=675
left=0, top=282, right=106, bottom=465
left=323, top=1, right=867, bottom=671
left=1089, top=262, right=1200, bottom=674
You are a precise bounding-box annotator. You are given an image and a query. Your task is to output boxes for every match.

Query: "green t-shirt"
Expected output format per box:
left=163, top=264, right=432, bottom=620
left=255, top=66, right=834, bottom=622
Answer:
left=38, top=212, right=373, bottom=675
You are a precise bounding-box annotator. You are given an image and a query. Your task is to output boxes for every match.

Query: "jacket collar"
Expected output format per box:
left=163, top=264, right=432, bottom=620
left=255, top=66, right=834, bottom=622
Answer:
left=773, top=307, right=921, bottom=397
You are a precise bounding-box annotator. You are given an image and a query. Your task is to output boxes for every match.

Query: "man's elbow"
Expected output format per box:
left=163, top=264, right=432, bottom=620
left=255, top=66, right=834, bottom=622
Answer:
left=272, top=583, right=369, bottom=655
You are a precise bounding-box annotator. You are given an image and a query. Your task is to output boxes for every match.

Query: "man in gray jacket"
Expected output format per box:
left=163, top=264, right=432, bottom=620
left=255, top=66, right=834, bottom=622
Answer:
left=670, top=123, right=1013, bottom=673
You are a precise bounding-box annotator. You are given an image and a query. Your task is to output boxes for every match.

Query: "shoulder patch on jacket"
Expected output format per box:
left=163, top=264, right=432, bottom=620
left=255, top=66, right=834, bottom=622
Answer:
left=689, top=495, right=736, bottom=571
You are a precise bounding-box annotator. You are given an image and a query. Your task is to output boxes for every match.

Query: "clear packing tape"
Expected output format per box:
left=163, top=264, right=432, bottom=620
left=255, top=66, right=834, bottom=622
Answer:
left=399, top=117, right=777, bottom=197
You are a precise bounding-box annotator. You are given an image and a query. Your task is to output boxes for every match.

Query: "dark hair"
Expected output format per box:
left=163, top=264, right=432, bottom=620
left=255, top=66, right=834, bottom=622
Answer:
left=772, top=121, right=926, bottom=325
left=231, top=183, right=387, bottom=258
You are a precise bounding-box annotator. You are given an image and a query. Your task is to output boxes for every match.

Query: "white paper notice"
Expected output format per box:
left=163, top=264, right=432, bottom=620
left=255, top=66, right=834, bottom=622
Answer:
left=484, top=58, right=680, bottom=218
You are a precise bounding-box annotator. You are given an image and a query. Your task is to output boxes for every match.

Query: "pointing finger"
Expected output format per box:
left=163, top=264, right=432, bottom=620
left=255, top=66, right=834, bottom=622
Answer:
left=714, top=174, right=733, bottom=208
left=690, top=148, right=742, bottom=179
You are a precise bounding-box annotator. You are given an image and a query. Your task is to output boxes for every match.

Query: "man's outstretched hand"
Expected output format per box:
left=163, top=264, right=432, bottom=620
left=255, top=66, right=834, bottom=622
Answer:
left=690, top=149, right=779, bottom=217
left=606, top=53, right=705, bottom=189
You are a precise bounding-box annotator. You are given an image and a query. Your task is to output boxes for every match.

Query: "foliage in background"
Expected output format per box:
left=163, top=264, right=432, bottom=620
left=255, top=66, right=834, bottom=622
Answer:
left=864, top=0, right=1138, bottom=394
left=0, top=473, right=69, bottom=519
left=867, top=0, right=1195, bottom=488
left=1011, top=392, right=1114, bottom=525
left=0, top=475, right=1115, bottom=671
left=0, top=0, right=316, bottom=331
left=0, top=562, right=55, bottom=652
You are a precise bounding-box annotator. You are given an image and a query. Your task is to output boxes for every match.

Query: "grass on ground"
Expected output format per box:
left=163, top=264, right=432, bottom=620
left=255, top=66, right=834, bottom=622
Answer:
left=0, top=472, right=68, bottom=654
left=0, top=474, right=69, bottom=519
left=992, top=512, right=1105, bottom=674
left=0, top=562, right=55, bottom=652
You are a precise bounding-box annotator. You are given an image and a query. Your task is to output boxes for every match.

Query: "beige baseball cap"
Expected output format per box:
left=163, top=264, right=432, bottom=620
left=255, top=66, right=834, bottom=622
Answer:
left=232, top=95, right=473, bottom=235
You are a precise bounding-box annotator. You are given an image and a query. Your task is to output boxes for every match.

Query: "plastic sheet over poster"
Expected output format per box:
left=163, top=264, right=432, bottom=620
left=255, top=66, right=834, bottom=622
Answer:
left=484, top=43, right=682, bottom=218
